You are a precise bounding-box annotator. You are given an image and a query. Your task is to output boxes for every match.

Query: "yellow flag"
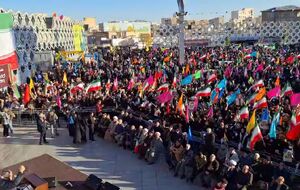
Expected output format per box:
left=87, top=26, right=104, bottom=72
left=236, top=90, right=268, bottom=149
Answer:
left=63, top=72, right=68, bottom=84
left=246, top=110, right=256, bottom=134
left=29, top=78, right=34, bottom=90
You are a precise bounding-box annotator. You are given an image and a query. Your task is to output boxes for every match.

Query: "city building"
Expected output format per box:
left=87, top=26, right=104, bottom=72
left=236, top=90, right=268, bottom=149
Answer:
left=262, top=5, right=300, bottom=22
left=231, top=8, right=254, bottom=22
left=161, top=18, right=172, bottom=25
left=83, top=17, right=98, bottom=31
left=87, top=31, right=111, bottom=48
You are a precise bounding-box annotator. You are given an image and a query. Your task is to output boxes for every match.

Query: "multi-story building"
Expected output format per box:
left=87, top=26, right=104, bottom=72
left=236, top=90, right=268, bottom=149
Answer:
left=83, top=17, right=98, bottom=31
left=231, top=8, right=254, bottom=23
left=262, top=5, right=300, bottom=22
left=208, top=16, right=224, bottom=29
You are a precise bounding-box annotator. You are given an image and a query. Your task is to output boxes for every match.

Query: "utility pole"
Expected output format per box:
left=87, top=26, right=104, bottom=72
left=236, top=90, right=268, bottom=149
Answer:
left=176, top=0, right=187, bottom=65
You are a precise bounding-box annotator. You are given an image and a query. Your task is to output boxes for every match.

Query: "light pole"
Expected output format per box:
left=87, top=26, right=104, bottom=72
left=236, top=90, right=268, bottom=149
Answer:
left=176, top=0, right=187, bottom=65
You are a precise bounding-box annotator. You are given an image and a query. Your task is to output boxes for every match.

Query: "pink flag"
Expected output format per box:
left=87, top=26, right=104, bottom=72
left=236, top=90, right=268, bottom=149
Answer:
left=157, top=91, right=173, bottom=104
left=267, top=87, right=281, bottom=99
left=224, top=66, right=232, bottom=78
left=291, top=93, right=300, bottom=106
left=207, top=106, right=214, bottom=118
left=254, top=64, right=264, bottom=73
left=127, top=78, right=135, bottom=90
left=56, top=95, right=62, bottom=109
left=193, top=97, right=199, bottom=112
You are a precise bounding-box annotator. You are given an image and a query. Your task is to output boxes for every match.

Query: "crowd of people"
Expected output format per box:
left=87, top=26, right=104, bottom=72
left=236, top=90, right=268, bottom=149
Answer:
left=1, top=44, right=300, bottom=189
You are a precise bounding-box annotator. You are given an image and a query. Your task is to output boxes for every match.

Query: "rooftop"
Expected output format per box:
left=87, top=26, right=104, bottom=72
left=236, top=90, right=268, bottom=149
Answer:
left=263, top=5, right=300, bottom=12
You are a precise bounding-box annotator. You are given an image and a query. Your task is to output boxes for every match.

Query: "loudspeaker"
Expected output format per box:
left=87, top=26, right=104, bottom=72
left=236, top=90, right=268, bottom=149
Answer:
left=101, top=182, right=120, bottom=190
left=45, top=17, right=53, bottom=29
left=84, top=174, right=103, bottom=190
left=43, top=177, right=57, bottom=188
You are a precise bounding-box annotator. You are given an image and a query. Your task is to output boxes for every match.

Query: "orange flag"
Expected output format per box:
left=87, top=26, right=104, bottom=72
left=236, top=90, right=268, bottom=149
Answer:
left=275, top=76, right=280, bottom=87
left=185, top=64, right=190, bottom=75
left=255, top=87, right=266, bottom=101
left=176, top=94, right=185, bottom=115
left=23, top=84, right=31, bottom=105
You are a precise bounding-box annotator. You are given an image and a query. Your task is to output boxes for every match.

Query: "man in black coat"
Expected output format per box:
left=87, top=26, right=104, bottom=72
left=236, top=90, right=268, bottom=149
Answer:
left=0, top=165, right=26, bottom=190
left=36, top=112, right=48, bottom=145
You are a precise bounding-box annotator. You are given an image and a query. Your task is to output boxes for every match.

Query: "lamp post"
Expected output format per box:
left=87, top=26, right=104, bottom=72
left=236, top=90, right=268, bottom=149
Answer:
left=176, top=0, right=187, bottom=65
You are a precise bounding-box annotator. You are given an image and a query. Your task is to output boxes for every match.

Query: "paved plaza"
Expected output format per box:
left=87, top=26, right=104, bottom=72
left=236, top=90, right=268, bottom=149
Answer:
left=0, top=127, right=204, bottom=190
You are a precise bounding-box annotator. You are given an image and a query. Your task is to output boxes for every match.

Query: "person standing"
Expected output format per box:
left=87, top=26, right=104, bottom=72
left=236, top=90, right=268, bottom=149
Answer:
left=1, top=108, right=10, bottom=137
left=88, top=112, right=96, bottom=141
left=48, top=109, right=59, bottom=138
left=37, top=112, right=48, bottom=145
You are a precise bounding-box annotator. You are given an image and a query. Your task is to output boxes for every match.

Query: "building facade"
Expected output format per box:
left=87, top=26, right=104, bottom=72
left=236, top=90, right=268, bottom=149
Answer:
left=231, top=8, right=254, bottom=23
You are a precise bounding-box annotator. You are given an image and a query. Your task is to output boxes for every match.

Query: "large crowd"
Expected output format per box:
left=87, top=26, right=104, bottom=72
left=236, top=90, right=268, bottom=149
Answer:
left=1, top=45, right=300, bottom=189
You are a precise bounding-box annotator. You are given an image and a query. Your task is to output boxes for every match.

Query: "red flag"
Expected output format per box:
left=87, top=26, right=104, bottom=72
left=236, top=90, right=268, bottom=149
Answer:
left=23, top=84, right=30, bottom=105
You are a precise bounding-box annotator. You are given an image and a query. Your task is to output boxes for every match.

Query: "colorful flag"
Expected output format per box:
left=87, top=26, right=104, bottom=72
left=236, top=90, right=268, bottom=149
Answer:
left=269, top=111, right=280, bottom=139
left=286, top=110, right=300, bottom=140
left=71, top=83, right=85, bottom=94
left=291, top=93, right=300, bottom=106
left=210, top=89, right=219, bottom=104
left=193, top=97, right=199, bottom=112
left=187, top=126, right=193, bottom=141
left=185, top=101, right=190, bottom=123
left=249, top=125, right=263, bottom=151
left=281, top=82, right=293, bottom=97
left=157, top=83, right=169, bottom=92
left=275, top=76, right=280, bottom=87
left=23, top=84, right=30, bottom=105
left=185, top=64, right=190, bottom=75
left=193, top=70, right=202, bottom=79
left=127, top=78, right=135, bottom=90
left=255, top=87, right=266, bottom=101
left=63, top=72, right=68, bottom=84
left=172, top=75, right=177, bottom=88
left=261, top=108, right=269, bottom=122
left=181, top=74, right=193, bottom=86
left=12, top=84, right=20, bottom=99
left=0, top=13, right=19, bottom=70
left=207, top=73, right=217, bottom=84
left=253, top=97, right=268, bottom=110
left=217, top=79, right=227, bottom=89
left=226, top=89, right=241, bottom=106
left=238, top=106, right=249, bottom=120
left=195, top=87, right=211, bottom=97
left=246, top=110, right=256, bottom=134
left=207, top=106, right=214, bottom=118
left=267, top=86, right=281, bottom=99
left=157, top=91, right=173, bottom=104
left=177, top=94, right=185, bottom=115
left=249, top=79, right=264, bottom=91
left=142, top=75, right=154, bottom=91
left=86, top=80, right=101, bottom=93
left=247, top=93, right=257, bottom=105
left=29, top=78, right=34, bottom=91
left=56, top=95, right=62, bottom=109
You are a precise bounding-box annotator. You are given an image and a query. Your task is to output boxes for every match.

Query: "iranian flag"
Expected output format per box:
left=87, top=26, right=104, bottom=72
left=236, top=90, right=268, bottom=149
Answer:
left=247, top=93, right=257, bottom=105
left=286, top=109, right=300, bottom=140
left=281, top=83, right=293, bottom=97
left=244, top=54, right=252, bottom=59
left=172, top=75, right=177, bottom=88
left=207, top=73, right=217, bottom=84
left=86, top=80, right=101, bottom=93
left=157, top=83, right=169, bottom=92
left=238, top=106, right=249, bottom=120
left=249, top=79, right=264, bottom=91
left=195, top=87, right=211, bottom=97
left=71, top=83, right=85, bottom=94
left=0, top=13, right=19, bottom=70
left=253, top=97, right=268, bottom=110
left=248, top=125, right=263, bottom=151
left=297, top=54, right=300, bottom=59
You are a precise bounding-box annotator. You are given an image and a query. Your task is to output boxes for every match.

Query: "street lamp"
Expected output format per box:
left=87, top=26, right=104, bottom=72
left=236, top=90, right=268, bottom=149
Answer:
left=176, top=0, right=187, bottom=65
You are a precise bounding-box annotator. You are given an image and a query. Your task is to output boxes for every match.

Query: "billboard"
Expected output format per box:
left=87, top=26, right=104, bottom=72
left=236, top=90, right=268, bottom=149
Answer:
left=73, top=25, right=85, bottom=51
left=0, top=64, right=11, bottom=88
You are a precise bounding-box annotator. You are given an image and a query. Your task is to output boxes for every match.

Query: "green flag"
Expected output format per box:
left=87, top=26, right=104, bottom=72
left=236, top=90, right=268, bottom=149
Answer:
left=193, top=70, right=201, bottom=79
left=12, top=84, right=20, bottom=99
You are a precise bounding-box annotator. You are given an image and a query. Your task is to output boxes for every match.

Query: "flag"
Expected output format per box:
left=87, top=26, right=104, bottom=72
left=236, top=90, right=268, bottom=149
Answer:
left=157, top=83, right=169, bottom=92
left=224, top=66, right=232, bottom=78
left=185, top=64, right=190, bottom=75
left=281, top=82, right=293, bottom=97
left=12, top=84, right=20, bottom=99
left=113, top=77, right=118, bottom=91
left=142, top=75, right=154, bottom=91
left=172, top=75, right=177, bottom=88
left=127, top=78, right=135, bottom=90
left=207, top=106, right=214, bottom=118
left=187, top=126, right=193, bottom=141
left=261, top=108, right=269, bottom=122
left=193, top=70, right=202, bottom=79
left=210, top=89, right=219, bottom=104
left=71, top=83, right=85, bottom=94
left=249, top=125, right=263, bottom=151
left=0, top=13, right=19, bottom=70
left=217, top=79, right=227, bottom=89
left=254, top=64, right=264, bottom=73
left=23, top=84, right=30, bottom=105
left=247, top=92, right=257, bottom=105
left=244, top=54, right=252, bottom=59
left=253, top=97, right=268, bottom=110
left=207, top=73, right=217, bottom=84
left=286, top=110, right=300, bottom=140
left=246, top=110, right=256, bottom=134
left=193, top=97, right=199, bottom=112
left=269, top=111, right=280, bottom=139
left=275, top=76, right=280, bottom=87
left=255, top=87, right=266, bottom=101
left=29, top=78, right=34, bottom=91
left=105, top=80, right=111, bottom=92
left=249, top=79, right=264, bottom=91
left=181, top=74, right=193, bottom=86
left=238, top=106, right=249, bottom=120
left=195, top=87, right=211, bottom=97
left=226, top=89, right=241, bottom=106
left=267, top=87, right=281, bottom=99
left=291, top=93, right=300, bottom=106
left=185, top=101, right=190, bottom=123
left=157, top=91, right=173, bottom=104
left=56, top=95, right=62, bottom=109
left=86, top=80, right=101, bottom=93
left=63, top=72, right=68, bottom=84
left=177, top=94, right=185, bottom=115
